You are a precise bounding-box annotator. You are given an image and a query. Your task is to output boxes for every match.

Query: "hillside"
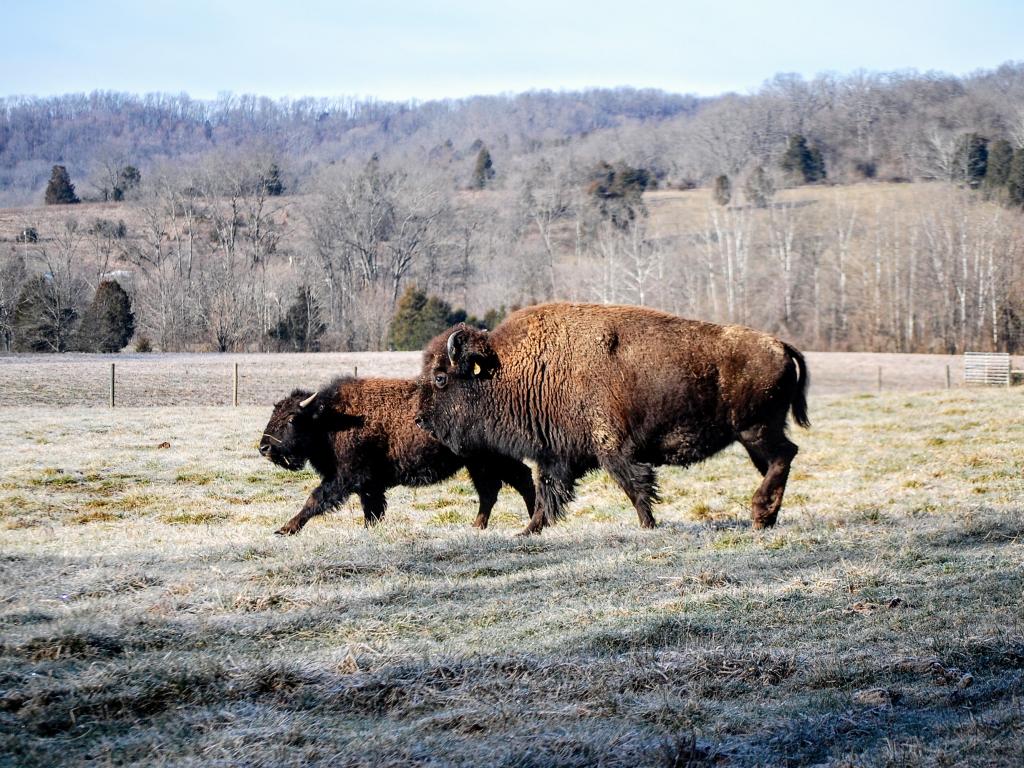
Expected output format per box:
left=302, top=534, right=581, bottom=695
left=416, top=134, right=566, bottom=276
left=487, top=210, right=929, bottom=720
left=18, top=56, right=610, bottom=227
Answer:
left=3, top=177, right=1022, bottom=355
left=3, top=62, right=1024, bottom=207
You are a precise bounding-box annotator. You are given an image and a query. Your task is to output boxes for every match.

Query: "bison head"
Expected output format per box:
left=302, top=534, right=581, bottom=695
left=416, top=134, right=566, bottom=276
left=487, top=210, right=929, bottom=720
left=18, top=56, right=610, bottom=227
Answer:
left=416, top=324, right=497, bottom=453
left=259, top=389, right=362, bottom=470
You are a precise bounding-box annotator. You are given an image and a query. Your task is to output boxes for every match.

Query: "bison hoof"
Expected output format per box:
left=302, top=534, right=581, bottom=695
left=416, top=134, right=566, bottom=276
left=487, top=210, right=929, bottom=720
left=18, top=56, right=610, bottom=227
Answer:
left=472, top=517, right=489, bottom=530
left=274, top=525, right=300, bottom=536
left=752, top=514, right=779, bottom=530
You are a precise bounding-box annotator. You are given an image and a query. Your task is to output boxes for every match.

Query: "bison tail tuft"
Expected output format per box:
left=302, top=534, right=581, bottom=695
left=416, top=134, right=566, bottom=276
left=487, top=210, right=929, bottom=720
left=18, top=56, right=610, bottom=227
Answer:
left=545, top=506, right=569, bottom=527
left=783, top=342, right=811, bottom=429
left=540, top=470, right=574, bottom=526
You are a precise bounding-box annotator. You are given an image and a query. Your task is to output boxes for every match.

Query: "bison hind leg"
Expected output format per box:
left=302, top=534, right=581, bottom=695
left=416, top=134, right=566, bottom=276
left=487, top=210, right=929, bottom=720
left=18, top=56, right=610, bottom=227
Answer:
left=599, top=453, right=660, bottom=529
left=739, top=426, right=798, bottom=529
left=359, top=489, right=387, bottom=528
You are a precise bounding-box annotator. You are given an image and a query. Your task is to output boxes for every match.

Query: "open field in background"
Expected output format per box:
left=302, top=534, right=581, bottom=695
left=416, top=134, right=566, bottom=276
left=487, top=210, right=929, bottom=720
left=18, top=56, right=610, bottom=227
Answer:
left=645, top=182, right=929, bottom=237
left=1, top=388, right=1023, bottom=766
left=0, top=352, right=422, bottom=407
left=2, top=351, right=1022, bottom=407
left=0, top=181, right=954, bottom=248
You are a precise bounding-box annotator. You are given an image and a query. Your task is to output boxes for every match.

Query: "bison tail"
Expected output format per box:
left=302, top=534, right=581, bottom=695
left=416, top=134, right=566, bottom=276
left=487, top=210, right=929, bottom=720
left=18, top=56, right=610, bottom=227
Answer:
left=783, top=343, right=811, bottom=429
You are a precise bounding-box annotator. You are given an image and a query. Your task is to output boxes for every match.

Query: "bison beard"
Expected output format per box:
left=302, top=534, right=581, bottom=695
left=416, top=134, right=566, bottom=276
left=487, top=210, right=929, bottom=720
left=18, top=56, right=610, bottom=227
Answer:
left=417, top=303, right=809, bottom=535
left=259, top=377, right=535, bottom=534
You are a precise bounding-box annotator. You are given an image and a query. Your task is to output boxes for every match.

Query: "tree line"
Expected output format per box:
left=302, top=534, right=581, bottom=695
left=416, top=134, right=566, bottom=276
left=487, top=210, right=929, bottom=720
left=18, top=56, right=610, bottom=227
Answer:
left=3, top=63, right=1024, bottom=354
left=3, top=63, right=1024, bottom=206
left=2, top=139, right=1022, bottom=354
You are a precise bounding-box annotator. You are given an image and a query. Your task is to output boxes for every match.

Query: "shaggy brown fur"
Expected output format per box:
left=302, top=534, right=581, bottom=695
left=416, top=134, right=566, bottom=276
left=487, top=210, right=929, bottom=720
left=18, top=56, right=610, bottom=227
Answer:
left=416, top=303, right=809, bottom=534
left=260, top=377, right=535, bottom=534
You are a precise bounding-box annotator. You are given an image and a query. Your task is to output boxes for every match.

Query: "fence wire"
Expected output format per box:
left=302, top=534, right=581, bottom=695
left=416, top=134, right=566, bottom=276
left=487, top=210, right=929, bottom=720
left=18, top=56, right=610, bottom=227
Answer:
left=0, top=351, right=1020, bottom=408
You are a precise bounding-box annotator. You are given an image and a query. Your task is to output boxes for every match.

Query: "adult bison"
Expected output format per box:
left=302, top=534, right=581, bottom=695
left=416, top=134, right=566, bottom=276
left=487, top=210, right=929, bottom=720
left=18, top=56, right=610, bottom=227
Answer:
left=260, top=377, right=535, bottom=534
left=416, top=303, right=809, bottom=534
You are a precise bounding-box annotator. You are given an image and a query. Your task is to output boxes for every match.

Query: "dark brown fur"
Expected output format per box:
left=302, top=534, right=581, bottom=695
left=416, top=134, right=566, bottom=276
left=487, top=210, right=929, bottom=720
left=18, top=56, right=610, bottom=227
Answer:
left=416, top=303, right=809, bottom=534
left=260, top=377, right=535, bottom=534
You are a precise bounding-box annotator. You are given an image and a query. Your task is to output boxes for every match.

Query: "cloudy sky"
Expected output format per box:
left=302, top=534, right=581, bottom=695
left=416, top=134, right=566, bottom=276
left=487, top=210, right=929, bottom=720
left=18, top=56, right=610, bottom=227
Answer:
left=5, top=0, right=1023, bottom=100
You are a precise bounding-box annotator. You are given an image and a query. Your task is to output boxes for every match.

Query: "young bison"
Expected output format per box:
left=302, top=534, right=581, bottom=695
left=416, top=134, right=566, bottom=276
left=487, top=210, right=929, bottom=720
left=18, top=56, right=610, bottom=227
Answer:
left=259, top=377, right=536, bottom=535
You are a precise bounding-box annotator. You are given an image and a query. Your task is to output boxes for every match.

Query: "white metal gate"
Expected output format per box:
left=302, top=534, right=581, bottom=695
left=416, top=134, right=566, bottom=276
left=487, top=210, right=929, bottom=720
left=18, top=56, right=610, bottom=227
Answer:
left=964, top=352, right=1011, bottom=386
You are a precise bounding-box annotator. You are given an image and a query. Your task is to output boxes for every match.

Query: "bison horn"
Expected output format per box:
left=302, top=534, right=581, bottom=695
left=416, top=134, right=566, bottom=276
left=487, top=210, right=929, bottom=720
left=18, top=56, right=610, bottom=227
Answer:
left=298, top=391, right=317, bottom=409
left=446, top=330, right=462, bottom=366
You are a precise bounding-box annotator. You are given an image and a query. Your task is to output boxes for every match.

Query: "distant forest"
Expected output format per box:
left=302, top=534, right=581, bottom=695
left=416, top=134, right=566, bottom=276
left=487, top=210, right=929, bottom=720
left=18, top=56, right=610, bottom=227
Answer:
left=4, top=64, right=1024, bottom=202
left=2, top=63, right=1024, bottom=354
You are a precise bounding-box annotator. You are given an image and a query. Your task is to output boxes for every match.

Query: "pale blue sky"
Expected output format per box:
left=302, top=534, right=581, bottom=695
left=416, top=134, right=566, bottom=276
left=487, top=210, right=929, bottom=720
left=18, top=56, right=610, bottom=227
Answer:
left=3, top=1, right=1023, bottom=101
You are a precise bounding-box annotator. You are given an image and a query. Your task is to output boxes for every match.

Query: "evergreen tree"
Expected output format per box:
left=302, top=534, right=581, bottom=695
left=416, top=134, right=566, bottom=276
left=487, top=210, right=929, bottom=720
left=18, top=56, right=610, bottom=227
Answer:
left=744, top=166, right=775, bottom=208
left=386, top=286, right=486, bottom=350
left=12, top=276, right=78, bottom=352
left=781, top=135, right=810, bottom=180
left=111, top=165, right=141, bottom=201
left=472, top=146, right=495, bottom=189
left=481, top=306, right=507, bottom=330
left=806, top=144, right=826, bottom=182
left=781, top=135, right=826, bottom=183
left=76, top=280, right=135, bottom=352
left=262, top=163, right=285, bottom=196
left=44, top=165, right=80, bottom=205
left=267, top=287, right=325, bottom=351
left=1007, top=148, right=1024, bottom=207
left=389, top=285, right=454, bottom=350
left=985, top=139, right=1014, bottom=189
left=587, top=161, right=651, bottom=227
left=712, top=174, right=731, bottom=206
left=954, top=133, right=988, bottom=187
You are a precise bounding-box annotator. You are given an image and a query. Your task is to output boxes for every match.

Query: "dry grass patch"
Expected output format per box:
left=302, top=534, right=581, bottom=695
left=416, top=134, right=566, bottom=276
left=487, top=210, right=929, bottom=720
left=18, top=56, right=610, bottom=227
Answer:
left=1, top=389, right=1023, bottom=766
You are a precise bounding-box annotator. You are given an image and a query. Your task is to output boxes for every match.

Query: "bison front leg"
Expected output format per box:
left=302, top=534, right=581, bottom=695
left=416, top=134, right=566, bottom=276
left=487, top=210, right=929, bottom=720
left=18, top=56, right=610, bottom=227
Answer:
left=465, top=461, right=502, bottom=529
left=275, top=480, right=350, bottom=536
left=496, top=456, right=537, bottom=523
left=740, top=427, right=798, bottom=529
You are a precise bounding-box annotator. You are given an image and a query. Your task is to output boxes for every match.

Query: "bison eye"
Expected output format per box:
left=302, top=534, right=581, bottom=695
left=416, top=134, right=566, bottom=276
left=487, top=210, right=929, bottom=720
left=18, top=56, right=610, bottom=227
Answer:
left=433, top=373, right=448, bottom=389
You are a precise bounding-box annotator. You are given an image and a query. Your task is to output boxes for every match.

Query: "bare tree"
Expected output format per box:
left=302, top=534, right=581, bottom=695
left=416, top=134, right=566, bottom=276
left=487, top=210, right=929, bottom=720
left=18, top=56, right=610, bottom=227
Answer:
left=706, top=205, right=753, bottom=323
left=518, top=159, right=575, bottom=298
left=0, top=252, right=28, bottom=351
left=301, top=159, right=451, bottom=349
left=28, top=219, right=87, bottom=351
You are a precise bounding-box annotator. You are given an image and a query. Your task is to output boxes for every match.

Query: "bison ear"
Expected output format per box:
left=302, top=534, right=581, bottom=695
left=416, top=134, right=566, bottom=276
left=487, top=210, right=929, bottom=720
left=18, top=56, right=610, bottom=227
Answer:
left=448, top=325, right=496, bottom=378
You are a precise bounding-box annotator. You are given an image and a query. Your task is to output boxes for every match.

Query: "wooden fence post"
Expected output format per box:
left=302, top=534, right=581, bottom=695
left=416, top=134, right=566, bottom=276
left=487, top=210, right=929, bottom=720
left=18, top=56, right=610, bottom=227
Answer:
left=233, top=363, right=239, bottom=407
left=109, top=363, right=115, bottom=408
left=946, top=364, right=951, bottom=390
left=354, top=366, right=358, bottom=379
left=877, top=366, right=882, bottom=392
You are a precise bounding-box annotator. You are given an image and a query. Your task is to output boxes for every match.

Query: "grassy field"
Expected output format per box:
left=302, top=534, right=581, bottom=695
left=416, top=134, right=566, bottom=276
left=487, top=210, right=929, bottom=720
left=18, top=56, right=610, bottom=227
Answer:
left=1, top=388, right=1023, bottom=766
left=0, top=351, right=422, bottom=407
